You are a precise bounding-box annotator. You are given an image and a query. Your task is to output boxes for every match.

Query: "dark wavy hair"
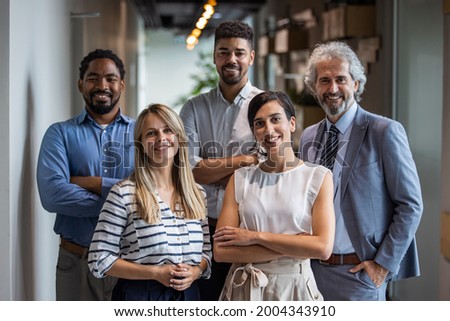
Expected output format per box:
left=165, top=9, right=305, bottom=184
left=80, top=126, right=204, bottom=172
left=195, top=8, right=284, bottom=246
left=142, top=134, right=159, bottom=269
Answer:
left=79, top=49, right=126, bottom=80
left=247, top=91, right=296, bottom=129
left=214, top=20, right=254, bottom=49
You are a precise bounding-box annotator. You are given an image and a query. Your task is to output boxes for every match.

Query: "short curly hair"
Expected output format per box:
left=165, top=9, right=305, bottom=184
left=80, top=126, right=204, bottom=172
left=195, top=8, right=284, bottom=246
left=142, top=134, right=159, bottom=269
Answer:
left=214, top=20, right=254, bottom=49
left=79, top=49, right=126, bottom=80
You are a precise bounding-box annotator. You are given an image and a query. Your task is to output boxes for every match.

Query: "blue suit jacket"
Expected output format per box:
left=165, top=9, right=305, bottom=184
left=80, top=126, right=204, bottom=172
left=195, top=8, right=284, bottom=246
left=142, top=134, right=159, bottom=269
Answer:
left=299, top=106, right=423, bottom=280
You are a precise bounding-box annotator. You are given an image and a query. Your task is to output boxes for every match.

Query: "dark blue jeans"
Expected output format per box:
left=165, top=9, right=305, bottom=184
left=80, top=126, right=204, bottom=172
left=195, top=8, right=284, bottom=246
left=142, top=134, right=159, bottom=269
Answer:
left=112, top=278, right=200, bottom=301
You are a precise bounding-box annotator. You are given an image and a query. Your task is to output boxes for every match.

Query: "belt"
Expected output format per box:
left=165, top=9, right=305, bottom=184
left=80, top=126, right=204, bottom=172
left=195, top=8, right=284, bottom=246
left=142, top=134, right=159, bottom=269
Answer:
left=60, top=237, right=89, bottom=258
left=319, top=253, right=361, bottom=265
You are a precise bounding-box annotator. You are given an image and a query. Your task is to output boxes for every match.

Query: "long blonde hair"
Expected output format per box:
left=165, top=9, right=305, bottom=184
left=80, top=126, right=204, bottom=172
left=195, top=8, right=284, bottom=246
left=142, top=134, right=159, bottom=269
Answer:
left=132, top=103, right=206, bottom=223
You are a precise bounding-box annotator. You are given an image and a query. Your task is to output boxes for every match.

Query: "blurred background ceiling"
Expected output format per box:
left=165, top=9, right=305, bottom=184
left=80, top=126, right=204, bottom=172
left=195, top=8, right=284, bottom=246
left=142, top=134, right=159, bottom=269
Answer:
left=131, top=0, right=267, bottom=35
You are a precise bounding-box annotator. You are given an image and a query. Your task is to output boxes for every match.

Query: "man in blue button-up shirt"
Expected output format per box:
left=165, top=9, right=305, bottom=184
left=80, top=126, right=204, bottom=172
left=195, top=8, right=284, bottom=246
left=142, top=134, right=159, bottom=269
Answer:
left=37, top=49, right=135, bottom=300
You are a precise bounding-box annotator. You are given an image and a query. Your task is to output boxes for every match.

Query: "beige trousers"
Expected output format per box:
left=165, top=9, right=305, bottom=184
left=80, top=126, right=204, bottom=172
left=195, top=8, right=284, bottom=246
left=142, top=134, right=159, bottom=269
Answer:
left=219, top=259, right=323, bottom=301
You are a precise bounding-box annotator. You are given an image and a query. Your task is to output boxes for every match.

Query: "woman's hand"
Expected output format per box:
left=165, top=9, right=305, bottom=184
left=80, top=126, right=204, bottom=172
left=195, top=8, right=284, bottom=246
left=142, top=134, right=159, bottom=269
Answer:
left=168, top=264, right=202, bottom=291
left=213, top=226, right=258, bottom=246
left=152, top=264, right=177, bottom=287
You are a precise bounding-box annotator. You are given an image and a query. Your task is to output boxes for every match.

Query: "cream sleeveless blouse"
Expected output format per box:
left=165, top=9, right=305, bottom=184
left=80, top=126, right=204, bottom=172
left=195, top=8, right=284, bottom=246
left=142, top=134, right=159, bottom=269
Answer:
left=219, top=162, right=330, bottom=301
left=235, top=162, right=329, bottom=235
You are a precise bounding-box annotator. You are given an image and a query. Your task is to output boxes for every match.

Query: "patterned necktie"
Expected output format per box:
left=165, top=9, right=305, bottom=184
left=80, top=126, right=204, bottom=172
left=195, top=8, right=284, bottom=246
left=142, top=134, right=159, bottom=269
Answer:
left=321, top=124, right=339, bottom=170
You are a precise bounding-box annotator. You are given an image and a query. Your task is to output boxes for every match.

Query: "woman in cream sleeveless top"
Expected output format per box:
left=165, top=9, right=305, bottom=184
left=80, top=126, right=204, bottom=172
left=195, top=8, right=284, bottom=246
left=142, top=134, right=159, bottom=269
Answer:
left=213, top=91, right=335, bottom=301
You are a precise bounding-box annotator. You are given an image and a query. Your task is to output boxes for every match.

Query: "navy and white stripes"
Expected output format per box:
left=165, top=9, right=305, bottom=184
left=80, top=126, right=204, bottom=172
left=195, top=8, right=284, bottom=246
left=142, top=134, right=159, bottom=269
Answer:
left=88, top=180, right=211, bottom=279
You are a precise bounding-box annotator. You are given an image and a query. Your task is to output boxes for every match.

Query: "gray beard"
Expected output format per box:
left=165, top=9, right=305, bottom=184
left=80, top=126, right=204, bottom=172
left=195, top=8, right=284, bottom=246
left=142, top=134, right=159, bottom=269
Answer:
left=320, top=99, right=350, bottom=118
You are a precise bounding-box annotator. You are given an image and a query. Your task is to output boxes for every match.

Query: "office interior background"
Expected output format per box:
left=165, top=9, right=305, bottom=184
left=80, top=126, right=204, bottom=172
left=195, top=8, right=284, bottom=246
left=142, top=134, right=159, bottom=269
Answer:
left=1, top=0, right=449, bottom=300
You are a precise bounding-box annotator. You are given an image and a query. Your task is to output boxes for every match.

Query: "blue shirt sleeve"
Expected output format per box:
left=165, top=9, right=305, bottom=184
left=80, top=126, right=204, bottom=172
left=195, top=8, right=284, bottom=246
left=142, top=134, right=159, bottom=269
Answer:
left=102, top=177, right=123, bottom=199
left=36, top=124, right=103, bottom=217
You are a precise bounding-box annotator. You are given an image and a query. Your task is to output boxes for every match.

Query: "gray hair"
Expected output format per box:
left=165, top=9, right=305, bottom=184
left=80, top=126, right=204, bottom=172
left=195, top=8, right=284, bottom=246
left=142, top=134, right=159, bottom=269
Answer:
left=304, top=41, right=366, bottom=102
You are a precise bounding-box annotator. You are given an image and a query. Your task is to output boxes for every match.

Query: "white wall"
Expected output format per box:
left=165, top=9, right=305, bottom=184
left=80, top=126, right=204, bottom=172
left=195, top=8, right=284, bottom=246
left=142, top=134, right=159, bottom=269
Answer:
left=0, top=0, right=11, bottom=300
left=4, top=0, right=141, bottom=300
left=9, top=0, right=72, bottom=300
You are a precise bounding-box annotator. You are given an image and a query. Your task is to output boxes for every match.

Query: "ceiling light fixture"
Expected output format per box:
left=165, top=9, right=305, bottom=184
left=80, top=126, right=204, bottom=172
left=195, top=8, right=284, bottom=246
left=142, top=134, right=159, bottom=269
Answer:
left=186, top=0, right=217, bottom=51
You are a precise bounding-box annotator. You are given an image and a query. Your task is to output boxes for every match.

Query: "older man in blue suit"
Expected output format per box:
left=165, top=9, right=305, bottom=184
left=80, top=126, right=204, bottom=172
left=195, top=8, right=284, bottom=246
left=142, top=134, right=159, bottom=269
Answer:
left=299, top=41, right=423, bottom=300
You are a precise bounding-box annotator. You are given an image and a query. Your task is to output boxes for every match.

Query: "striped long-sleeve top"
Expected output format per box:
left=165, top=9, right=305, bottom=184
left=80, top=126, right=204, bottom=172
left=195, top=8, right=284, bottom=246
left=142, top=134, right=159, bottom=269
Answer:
left=88, top=179, right=212, bottom=279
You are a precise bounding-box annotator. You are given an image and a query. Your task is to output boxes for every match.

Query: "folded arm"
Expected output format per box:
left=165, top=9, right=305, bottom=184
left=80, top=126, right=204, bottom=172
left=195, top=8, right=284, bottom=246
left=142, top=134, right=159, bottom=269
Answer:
left=193, top=154, right=258, bottom=185
left=37, top=125, right=102, bottom=217
left=180, top=101, right=258, bottom=186
left=213, top=173, right=335, bottom=263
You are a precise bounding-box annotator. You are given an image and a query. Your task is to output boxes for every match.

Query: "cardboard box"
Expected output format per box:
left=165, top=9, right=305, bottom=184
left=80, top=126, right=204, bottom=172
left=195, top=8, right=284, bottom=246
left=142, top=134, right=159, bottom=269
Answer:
left=357, top=48, right=377, bottom=63
left=258, top=36, right=275, bottom=57
left=308, top=26, right=322, bottom=49
left=322, top=11, right=332, bottom=41
left=296, top=105, right=325, bottom=131
left=322, top=5, right=376, bottom=41
left=302, top=105, right=325, bottom=129
left=291, top=8, right=317, bottom=29
left=444, top=0, right=450, bottom=14
left=293, top=104, right=324, bottom=151
left=275, top=27, right=309, bottom=53
left=358, top=36, right=381, bottom=51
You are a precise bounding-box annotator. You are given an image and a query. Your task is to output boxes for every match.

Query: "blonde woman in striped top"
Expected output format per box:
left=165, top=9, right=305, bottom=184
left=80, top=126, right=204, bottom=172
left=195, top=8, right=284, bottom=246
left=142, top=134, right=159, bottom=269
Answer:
left=88, top=104, right=211, bottom=301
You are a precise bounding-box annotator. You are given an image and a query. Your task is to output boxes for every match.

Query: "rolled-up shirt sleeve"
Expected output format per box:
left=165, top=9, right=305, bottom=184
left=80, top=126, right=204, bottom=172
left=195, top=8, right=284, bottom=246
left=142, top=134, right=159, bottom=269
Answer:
left=101, top=177, right=124, bottom=199
left=37, top=124, right=103, bottom=217
left=180, top=100, right=203, bottom=168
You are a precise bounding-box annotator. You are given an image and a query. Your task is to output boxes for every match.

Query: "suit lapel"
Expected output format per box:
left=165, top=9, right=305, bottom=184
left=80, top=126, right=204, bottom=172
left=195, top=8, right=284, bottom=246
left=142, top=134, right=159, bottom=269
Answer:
left=340, top=106, right=369, bottom=198
left=311, top=120, right=327, bottom=163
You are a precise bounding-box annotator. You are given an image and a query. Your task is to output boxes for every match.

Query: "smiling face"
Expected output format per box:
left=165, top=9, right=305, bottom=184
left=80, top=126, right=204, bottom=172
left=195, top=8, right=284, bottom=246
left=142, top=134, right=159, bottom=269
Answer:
left=78, top=58, right=124, bottom=116
left=140, top=113, right=179, bottom=167
left=314, top=58, right=359, bottom=122
left=213, top=37, right=254, bottom=87
left=252, top=100, right=296, bottom=155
